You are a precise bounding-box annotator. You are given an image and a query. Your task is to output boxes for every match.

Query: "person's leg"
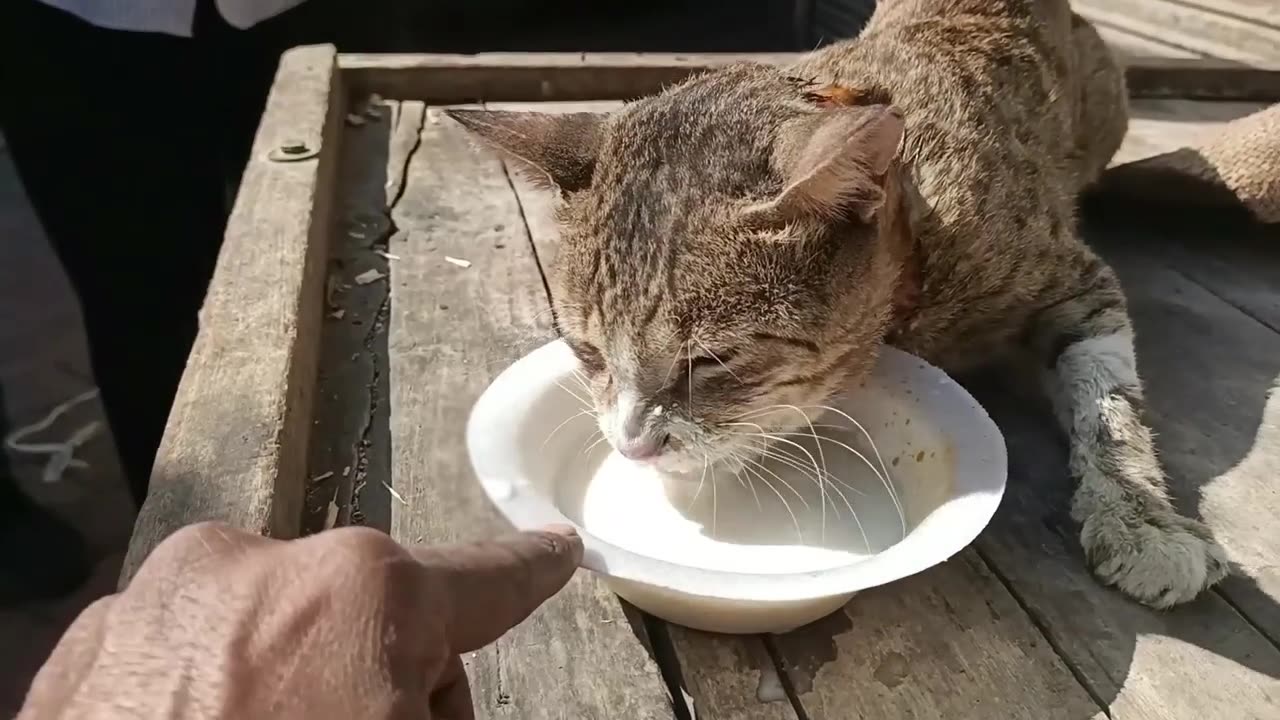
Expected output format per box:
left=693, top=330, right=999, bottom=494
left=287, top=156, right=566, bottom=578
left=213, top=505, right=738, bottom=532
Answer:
left=1, top=0, right=336, bottom=505
left=0, top=1, right=226, bottom=503
left=198, top=0, right=341, bottom=202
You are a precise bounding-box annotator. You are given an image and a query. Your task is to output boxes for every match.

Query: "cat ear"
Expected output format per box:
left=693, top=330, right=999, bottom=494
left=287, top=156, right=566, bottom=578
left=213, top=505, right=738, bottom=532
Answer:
left=747, top=104, right=905, bottom=223
left=445, top=109, right=606, bottom=193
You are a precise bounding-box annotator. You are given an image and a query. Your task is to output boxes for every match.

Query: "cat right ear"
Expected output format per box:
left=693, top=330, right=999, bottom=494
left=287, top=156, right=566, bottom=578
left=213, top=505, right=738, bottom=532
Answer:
left=445, top=109, right=606, bottom=193
left=745, top=104, right=905, bottom=224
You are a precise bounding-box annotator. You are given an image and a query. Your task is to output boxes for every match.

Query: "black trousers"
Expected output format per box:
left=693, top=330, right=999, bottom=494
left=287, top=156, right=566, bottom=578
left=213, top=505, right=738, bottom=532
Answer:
left=0, top=0, right=334, bottom=504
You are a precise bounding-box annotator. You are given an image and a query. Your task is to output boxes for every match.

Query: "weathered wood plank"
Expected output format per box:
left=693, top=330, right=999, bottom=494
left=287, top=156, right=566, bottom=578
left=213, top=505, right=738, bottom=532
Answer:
left=1112, top=99, right=1267, bottom=166
left=1093, top=24, right=1200, bottom=62
left=1110, top=227, right=1280, bottom=646
left=1157, top=227, right=1280, bottom=335
left=491, top=99, right=801, bottom=720
left=667, top=626, right=801, bottom=720
left=337, top=52, right=1280, bottom=104
left=387, top=105, right=674, bottom=719
left=968, top=220, right=1280, bottom=719
left=1074, top=0, right=1280, bottom=65
left=772, top=552, right=1105, bottom=720
left=122, top=45, right=342, bottom=583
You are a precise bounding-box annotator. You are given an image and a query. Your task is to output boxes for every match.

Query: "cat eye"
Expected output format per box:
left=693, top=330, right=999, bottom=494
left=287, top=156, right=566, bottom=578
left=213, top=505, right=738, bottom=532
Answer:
left=682, top=349, right=738, bottom=377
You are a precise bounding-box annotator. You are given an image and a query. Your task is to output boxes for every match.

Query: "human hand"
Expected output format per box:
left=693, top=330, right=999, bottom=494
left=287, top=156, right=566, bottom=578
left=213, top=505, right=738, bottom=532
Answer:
left=19, top=521, right=583, bottom=720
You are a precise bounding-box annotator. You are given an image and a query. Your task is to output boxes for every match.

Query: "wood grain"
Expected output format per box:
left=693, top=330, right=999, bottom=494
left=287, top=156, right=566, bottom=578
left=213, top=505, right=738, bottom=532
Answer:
left=338, top=52, right=1280, bottom=104
left=386, top=105, right=674, bottom=719
left=1073, top=0, right=1280, bottom=66
left=122, top=45, right=342, bottom=583
left=772, top=552, right=1105, bottom=720
left=1112, top=99, right=1268, bottom=166
left=667, top=626, right=802, bottom=720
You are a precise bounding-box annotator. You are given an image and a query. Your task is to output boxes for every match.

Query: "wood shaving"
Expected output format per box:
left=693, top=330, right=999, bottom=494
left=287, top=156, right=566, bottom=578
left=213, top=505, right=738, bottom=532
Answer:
left=382, top=480, right=409, bottom=506
left=345, top=113, right=367, bottom=127
left=375, top=250, right=401, bottom=261
left=445, top=256, right=472, bottom=268
left=329, top=309, right=346, bottom=320
left=311, top=471, right=335, bottom=483
left=342, top=465, right=351, bottom=477
left=354, top=269, right=385, bottom=285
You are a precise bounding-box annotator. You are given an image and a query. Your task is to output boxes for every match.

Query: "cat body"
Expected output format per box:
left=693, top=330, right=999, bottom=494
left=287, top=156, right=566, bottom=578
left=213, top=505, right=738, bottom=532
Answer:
left=791, top=0, right=1126, bottom=369
left=449, top=0, right=1227, bottom=608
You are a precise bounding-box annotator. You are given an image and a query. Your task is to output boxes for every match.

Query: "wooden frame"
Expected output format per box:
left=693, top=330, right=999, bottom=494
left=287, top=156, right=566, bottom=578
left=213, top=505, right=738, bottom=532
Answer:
left=122, top=45, right=1279, bottom=581
left=342, top=52, right=1280, bottom=103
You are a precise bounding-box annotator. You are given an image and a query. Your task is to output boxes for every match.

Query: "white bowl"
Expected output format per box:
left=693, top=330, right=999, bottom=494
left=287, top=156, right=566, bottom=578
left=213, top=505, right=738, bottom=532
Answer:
left=466, top=340, right=1007, bottom=634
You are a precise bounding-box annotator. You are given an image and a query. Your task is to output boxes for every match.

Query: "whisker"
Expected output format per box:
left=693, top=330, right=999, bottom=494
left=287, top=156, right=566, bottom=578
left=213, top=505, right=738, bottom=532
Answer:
left=554, top=379, right=592, bottom=408
left=710, top=461, right=719, bottom=537
left=732, top=437, right=843, bottom=544
left=739, top=453, right=812, bottom=510
left=686, top=341, right=694, bottom=413
left=581, top=432, right=608, bottom=456
left=727, top=454, right=762, bottom=511
left=692, top=338, right=742, bottom=383
left=734, top=455, right=803, bottom=542
left=748, top=443, right=872, bottom=550
left=764, top=433, right=885, bottom=493
left=542, top=409, right=596, bottom=449
left=727, top=404, right=794, bottom=423
left=753, top=442, right=868, bottom=498
left=689, top=457, right=709, bottom=510
left=803, top=404, right=906, bottom=541
left=777, top=405, right=829, bottom=540
left=731, top=431, right=826, bottom=538
left=663, top=347, right=684, bottom=386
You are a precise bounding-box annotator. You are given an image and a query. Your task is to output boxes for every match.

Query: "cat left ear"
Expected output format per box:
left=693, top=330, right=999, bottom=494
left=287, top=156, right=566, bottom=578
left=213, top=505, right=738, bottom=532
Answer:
left=746, top=104, right=905, bottom=224
left=445, top=109, right=606, bottom=193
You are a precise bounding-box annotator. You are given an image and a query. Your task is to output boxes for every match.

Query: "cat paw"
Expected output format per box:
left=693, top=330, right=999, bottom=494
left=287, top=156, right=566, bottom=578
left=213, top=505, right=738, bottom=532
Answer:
left=1080, top=511, right=1229, bottom=609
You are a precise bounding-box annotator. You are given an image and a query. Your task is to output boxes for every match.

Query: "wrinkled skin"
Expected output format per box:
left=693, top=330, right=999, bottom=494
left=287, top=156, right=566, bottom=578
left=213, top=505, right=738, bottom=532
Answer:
left=19, top=521, right=582, bottom=720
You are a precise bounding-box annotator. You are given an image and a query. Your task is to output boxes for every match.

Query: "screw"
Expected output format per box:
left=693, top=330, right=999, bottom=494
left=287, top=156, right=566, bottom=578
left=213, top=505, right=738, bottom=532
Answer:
left=268, top=140, right=320, bottom=163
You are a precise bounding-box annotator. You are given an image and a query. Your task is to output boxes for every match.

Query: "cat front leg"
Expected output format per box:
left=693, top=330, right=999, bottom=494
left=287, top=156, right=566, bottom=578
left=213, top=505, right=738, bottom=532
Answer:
left=1030, top=256, right=1229, bottom=608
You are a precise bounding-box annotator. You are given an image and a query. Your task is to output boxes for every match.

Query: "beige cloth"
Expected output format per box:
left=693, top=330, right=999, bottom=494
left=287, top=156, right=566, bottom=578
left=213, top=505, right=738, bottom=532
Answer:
left=1103, top=103, right=1280, bottom=224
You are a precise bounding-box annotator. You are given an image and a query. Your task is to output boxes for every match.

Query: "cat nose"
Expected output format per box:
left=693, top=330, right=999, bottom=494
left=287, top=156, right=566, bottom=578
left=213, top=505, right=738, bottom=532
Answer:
left=617, top=430, right=668, bottom=461
left=617, top=409, right=668, bottom=460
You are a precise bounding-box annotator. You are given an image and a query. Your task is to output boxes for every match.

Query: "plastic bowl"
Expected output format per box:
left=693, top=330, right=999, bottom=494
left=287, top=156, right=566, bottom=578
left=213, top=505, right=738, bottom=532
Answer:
left=466, top=340, right=1007, bottom=634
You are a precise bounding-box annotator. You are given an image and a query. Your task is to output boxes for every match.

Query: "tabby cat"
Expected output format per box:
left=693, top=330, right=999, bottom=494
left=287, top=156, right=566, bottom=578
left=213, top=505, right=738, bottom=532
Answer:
left=449, top=0, right=1227, bottom=608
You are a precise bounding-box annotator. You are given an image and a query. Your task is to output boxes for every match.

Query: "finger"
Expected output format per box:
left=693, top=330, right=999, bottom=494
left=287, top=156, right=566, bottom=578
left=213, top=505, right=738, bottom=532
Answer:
left=429, top=655, right=475, bottom=720
left=408, top=526, right=582, bottom=653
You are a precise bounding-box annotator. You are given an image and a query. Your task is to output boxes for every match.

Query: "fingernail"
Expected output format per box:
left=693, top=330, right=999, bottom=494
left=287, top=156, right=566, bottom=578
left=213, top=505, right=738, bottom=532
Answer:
left=541, top=523, right=579, bottom=538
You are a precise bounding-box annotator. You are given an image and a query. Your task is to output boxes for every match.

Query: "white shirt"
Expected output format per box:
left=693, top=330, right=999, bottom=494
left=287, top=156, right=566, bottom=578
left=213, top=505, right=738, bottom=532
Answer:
left=37, top=0, right=308, bottom=37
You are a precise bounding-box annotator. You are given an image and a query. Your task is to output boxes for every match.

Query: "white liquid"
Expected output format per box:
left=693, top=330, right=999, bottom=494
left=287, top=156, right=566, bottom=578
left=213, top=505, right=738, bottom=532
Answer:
left=566, top=431, right=913, bottom=575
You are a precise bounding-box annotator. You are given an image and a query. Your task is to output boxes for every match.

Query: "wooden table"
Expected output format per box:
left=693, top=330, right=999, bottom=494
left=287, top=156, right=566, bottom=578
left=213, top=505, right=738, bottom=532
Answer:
left=122, top=47, right=1280, bottom=719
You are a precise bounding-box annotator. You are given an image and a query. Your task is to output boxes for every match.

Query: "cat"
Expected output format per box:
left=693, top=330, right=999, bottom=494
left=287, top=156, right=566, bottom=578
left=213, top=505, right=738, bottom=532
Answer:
left=447, top=0, right=1228, bottom=609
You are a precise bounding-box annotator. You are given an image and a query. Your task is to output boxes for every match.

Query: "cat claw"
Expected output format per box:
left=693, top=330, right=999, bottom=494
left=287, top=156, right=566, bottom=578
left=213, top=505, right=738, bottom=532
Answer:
left=1080, top=511, right=1229, bottom=609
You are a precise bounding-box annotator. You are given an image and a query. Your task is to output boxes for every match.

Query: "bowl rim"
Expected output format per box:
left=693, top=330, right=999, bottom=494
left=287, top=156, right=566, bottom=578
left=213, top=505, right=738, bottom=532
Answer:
left=466, top=339, right=1008, bottom=604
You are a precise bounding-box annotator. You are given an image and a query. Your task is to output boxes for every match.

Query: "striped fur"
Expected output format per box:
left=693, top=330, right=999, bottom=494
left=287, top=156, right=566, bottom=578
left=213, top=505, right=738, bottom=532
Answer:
left=449, top=0, right=1226, bottom=607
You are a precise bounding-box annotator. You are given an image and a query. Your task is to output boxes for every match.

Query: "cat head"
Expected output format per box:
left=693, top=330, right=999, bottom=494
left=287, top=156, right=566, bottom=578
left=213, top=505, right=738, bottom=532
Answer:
left=448, top=64, right=907, bottom=474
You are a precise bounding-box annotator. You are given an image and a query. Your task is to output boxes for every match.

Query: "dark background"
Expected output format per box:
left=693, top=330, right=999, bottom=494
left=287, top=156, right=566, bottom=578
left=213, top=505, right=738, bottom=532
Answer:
left=332, top=0, right=875, bottom=53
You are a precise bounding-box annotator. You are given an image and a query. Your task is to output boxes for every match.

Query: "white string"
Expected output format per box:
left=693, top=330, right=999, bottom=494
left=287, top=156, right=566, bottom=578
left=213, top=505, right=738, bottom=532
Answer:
left=4, top=388, right=102, bottom=484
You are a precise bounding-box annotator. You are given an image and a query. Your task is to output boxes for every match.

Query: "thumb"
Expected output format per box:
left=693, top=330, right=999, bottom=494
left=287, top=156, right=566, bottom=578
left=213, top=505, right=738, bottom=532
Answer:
left=408, top=525, right=583, bottom=653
